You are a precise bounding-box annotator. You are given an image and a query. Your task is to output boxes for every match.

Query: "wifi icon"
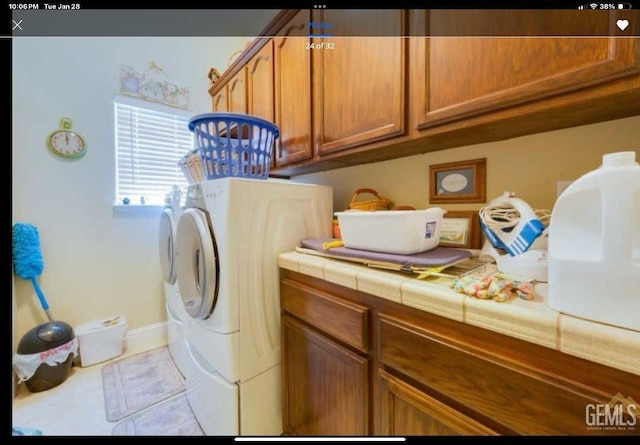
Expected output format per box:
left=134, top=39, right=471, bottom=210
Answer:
left=590, top=2, right=598, bottom=8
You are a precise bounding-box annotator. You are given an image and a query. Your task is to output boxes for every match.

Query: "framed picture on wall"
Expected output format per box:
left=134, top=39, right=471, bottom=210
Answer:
left=438, top=210, right=483, bottom=250
left=429, top=158, right=486, bottom=204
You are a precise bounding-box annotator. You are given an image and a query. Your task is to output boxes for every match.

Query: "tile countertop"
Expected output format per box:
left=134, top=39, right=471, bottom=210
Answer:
left=278, top=251, right=640, bottom=377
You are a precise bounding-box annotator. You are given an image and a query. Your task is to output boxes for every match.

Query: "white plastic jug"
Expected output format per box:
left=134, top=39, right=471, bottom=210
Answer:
left=548, top=151, right=640, bottom=331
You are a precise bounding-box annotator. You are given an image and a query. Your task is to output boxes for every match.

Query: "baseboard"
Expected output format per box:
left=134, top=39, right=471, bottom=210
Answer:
left=123, top=321, right=168, bottom=358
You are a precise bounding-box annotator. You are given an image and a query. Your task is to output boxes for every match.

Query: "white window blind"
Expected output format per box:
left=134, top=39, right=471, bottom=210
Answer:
left=114, top=97, right=193, bottom=206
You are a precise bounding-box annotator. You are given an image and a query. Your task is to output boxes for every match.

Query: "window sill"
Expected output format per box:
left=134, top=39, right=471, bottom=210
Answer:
left=113, top=204, right=164, bottom=216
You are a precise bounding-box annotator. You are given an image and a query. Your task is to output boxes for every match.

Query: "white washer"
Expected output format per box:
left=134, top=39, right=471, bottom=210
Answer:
left=175, top=177, right=333, bottom=436
left=158, top=204, right=193, bottom=380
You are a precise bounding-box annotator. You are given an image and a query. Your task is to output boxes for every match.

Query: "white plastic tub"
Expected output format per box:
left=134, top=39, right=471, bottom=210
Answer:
left=334, top=208, right=445, bottom=255
left=75, top=316, right=127, bottom=367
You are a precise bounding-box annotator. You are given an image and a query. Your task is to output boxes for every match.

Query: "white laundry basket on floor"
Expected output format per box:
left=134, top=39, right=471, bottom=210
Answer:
left=75, top=316, right=127, bottom=367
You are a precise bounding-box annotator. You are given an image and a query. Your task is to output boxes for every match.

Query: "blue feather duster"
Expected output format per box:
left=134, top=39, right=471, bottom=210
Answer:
left=12, top=223, right=52, bottom=319
left=12, top=223, right=44, bottom=277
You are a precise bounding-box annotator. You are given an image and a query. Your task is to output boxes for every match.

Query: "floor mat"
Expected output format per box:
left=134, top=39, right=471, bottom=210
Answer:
left=102, top=346, right=186, bottom=422
left=111, top=393, right=204, bottom=436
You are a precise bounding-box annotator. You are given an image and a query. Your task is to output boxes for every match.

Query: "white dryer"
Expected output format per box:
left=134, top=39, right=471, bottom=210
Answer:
left=175, top=177, right=332, bottom=436
left=158, top=204, right=192, bottom=380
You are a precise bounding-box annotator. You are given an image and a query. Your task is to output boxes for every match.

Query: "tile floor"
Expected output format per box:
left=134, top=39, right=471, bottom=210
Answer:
left=12, top=348, right=149, bottom=436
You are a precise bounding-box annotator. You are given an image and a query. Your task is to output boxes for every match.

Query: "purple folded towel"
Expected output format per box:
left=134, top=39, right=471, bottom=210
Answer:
left=300, top=238, right=471, bottom=267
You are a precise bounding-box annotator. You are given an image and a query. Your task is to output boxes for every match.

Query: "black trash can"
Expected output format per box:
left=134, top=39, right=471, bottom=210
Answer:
left=17, top=321, right=75, bottom=393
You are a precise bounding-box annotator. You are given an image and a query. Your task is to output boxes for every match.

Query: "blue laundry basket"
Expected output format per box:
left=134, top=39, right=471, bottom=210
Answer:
left=188, top=113, right=279, bottom=180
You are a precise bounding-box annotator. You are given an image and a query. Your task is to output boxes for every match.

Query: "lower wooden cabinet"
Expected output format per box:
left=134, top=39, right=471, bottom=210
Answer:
left=281, top=315, right=369, bottom=436
left=378, top=368, right=498, bottom=436
left=280, top=268, right=640, bottom=436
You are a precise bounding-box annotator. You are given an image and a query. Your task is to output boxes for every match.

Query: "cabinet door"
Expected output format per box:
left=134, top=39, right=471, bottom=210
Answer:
left=313, top=10, right=406, bottom=156
left=247, top=40, right=275, bottom=168
left=413, top=10, right=640, bottom=129
left=248, top=40, right=275, bottom=123
left=378, top=369, right=498, bottom=436
left=274, top=10, right=313, bottom=167
left=282, top=315, right=369, bottom=436
left=212, top=86, right=228, bottom=112
left=228, top=67, right=248, bottom=114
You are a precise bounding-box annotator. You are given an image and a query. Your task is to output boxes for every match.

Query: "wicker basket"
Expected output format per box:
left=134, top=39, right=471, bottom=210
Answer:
left=178, top=148, right=205, bottom=185
left=346, top=188, right=393, bottom=211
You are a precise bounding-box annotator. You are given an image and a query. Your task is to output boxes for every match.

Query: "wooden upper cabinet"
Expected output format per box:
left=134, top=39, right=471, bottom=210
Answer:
left=212, top=86, right=228, bottom=112
left=247, top=39, right=275, bottom=168
left=208, top=9, right=640, bottom=176
left=228, top=67, right=248, bottom=114
left=274, top=10, right=313, bottom=167
left=413, top=10, right=640, bottom=129
left=313, top=10, right=407, bottom=156
left=248, top=39, right=275, bottom=123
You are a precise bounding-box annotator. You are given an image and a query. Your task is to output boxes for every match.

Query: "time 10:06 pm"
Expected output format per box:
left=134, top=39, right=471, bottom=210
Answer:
left=306, top=42, right=335, bottom=50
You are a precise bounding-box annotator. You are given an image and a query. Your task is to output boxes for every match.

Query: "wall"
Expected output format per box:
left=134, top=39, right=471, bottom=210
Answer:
left=296, top=116, right=640, bottom=214
left=12, top=33, right=640, bottom=355
left=12, top=36, right=247, bottom=340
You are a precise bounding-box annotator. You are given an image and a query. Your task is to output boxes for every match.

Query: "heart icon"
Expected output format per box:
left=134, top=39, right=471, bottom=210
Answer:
left=617, top=19, right=629, bottom=31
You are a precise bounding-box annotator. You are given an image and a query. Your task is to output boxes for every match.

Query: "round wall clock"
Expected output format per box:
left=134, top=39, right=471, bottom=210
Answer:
left=46, top=117, right=86, bottom=158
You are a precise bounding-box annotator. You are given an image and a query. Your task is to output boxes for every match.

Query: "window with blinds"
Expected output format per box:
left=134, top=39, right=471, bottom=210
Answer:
left=114, top=96, right=193, bottom=206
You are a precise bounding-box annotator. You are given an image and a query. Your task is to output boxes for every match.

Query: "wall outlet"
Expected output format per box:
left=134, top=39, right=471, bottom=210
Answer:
left=556, top=180, right=574, bottom=198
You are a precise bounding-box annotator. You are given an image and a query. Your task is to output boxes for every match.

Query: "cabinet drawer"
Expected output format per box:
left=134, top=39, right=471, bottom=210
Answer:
left=281, top=279, right=369, bottom=352
left=378, top=313, right=639, bottom=436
